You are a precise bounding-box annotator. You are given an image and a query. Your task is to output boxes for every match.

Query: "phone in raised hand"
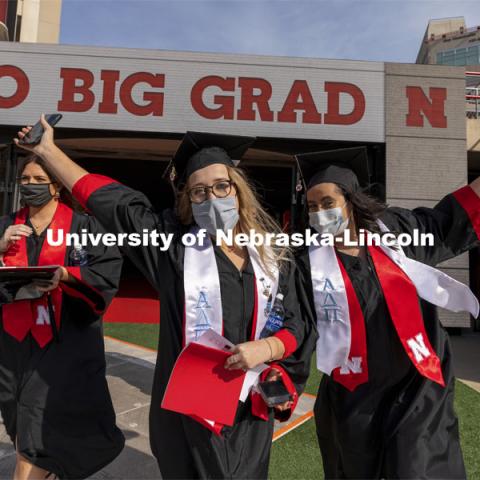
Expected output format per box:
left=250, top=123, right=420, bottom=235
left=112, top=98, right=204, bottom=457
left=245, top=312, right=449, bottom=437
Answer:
left=19, top=114, right=63, bottom=145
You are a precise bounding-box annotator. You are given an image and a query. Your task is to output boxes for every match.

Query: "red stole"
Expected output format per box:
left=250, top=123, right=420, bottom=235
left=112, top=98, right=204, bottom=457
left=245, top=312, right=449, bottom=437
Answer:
left=2, top=202, right=73, bottom=348
left=332, top=245, right=444, bottom=391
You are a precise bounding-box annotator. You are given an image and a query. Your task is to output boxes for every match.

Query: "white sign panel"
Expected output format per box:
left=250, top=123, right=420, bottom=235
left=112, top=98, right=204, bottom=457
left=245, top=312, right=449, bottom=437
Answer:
left=0, top=43, right=385, bottom=142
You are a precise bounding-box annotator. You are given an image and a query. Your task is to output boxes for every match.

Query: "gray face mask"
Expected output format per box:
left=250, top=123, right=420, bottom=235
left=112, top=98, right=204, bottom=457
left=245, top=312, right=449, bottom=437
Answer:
left=191, top=196, right=239, bottom=236
left=19, top=183, right=54, bottom=207
left=309, top=205, right=349, bottom=236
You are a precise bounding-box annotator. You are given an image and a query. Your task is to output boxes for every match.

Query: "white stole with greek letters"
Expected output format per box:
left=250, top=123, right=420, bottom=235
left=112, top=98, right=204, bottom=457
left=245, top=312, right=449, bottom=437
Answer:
left=309, top=220, right=479, bottom=375
left=183, top=227, right=279, bottom=346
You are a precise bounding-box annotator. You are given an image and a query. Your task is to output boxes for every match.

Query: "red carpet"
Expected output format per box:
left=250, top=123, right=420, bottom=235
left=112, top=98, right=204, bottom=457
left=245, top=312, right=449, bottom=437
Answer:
left=104, top=277, right=160, bottom=324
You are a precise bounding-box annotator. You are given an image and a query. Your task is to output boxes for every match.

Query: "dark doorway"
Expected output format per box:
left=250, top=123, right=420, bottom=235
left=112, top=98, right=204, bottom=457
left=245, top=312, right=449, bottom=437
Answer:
left=468, top=167, right=480, bottom=331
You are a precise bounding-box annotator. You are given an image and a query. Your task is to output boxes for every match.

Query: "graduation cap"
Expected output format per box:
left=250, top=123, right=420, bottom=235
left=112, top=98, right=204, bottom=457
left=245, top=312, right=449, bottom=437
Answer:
left=166, top=131, right=256, bottom=185
left=295, top=146, right=370, bottom=192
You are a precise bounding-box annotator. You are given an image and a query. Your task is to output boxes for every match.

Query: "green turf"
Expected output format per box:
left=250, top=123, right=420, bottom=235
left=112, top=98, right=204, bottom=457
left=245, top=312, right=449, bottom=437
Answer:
left=455, top=381, right=480, bottom=478
left=270, top=357, right=323, bottom=479
left=270, top=419, right=323, bottom=480
left=104, top=323, right=480, bottom=479
left=270, top=379, right=480, bottom=479
left=103, top=322, right=159, bottom=350
left=304, top=355, right=321, bottom=396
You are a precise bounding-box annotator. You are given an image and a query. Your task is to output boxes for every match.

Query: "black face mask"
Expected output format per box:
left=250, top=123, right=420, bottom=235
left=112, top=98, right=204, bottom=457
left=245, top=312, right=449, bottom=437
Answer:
left=19, top=183, right=54, bottom=207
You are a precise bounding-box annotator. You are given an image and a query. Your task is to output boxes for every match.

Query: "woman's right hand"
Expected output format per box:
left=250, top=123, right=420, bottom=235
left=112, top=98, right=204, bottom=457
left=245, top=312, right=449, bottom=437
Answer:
left=13, top=114, right=56, bottom=158
left=0, top=224, right=33, bottom=253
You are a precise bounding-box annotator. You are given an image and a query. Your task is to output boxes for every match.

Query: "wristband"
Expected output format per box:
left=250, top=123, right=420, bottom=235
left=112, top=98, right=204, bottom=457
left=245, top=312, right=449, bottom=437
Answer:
left=264, top=338, right=274, bottom=361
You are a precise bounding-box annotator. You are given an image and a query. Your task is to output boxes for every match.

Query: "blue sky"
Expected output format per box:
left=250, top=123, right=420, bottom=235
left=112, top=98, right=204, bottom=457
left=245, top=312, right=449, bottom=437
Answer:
left=60, top=1, right=480, bottom=63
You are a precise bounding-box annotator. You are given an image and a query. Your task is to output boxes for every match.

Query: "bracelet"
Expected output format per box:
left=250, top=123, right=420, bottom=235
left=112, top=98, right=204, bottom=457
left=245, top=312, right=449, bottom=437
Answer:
left=264, top=338, right=274, bottom=362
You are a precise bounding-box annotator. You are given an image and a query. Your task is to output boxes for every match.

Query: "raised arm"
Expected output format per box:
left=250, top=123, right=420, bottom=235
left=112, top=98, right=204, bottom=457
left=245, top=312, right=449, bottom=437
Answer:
left=14, top=115, right=88, bottom=191
left=381, top=179, right=480, bottom=267
left=14, top=115, right=172, bottom=290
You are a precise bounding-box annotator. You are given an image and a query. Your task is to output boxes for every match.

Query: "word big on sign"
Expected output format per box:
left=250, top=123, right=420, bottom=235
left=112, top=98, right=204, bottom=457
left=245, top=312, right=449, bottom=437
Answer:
left=1, top=65, right=447, bottom=128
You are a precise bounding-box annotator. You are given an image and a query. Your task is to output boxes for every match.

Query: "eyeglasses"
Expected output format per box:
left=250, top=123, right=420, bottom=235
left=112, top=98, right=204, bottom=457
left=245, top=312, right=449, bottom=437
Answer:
left=188, top=180, right=235, bottom=204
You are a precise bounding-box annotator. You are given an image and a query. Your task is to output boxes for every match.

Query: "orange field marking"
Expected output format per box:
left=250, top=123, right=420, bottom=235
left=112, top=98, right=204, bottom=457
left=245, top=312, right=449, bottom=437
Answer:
left=273, top=409, right=314, bottom=441
left=104, top=334, right=157, bottom=353
left=105, top=334, right=316, bottom=441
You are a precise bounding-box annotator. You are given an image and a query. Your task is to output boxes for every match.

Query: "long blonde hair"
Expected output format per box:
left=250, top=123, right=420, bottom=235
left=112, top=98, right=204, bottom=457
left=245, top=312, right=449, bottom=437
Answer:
left=176, top=165, right=290, bottom=277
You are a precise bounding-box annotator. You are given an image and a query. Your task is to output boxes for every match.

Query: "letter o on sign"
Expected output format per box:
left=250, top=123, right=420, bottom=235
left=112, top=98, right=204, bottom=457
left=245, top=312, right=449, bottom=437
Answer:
left=0, top=65, right=30, bottom=108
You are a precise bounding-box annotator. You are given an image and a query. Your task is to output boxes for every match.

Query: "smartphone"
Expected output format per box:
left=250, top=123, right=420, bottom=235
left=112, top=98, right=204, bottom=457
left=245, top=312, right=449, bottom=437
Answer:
left=257, top=379, right=292, bottom=407
left=19, top=114, right=63, bottom=145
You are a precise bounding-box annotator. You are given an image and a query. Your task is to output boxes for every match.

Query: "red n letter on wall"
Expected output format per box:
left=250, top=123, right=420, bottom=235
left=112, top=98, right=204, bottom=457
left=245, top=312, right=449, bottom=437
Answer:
left=406, top=86, right=447, bottom=128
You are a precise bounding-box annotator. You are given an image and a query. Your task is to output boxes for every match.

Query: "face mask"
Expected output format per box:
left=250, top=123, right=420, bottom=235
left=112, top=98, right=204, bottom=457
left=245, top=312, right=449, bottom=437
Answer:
left=191, top=196, right=239, bottom=236
left=19, top=183, right=54, bottom=207
left=309, top=206, right=349, bottom=236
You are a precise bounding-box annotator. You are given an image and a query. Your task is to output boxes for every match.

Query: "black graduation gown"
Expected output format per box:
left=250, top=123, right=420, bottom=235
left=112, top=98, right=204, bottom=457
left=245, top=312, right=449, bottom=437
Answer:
left=74, top=178, right=313, bottom=479
left=296, top=190, right=480, bottom=479
left=0, top=209, right=125, bottom=479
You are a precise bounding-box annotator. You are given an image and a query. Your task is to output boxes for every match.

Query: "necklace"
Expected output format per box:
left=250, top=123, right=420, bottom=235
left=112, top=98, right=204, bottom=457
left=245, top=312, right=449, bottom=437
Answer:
left=29, top=216, right=51, bottom=234
left=221, top=243, right=245, bottom=257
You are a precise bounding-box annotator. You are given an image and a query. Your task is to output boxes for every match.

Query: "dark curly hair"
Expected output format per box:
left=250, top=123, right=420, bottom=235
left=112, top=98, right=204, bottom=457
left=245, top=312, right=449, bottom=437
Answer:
left=339, top=184, right=388, bottom=235
left=298, top=183, right=388, bottom=235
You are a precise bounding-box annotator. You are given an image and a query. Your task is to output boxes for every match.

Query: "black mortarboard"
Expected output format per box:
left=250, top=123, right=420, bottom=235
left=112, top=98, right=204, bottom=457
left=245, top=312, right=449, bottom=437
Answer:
left=295, top=146, right=370, bottom=192
left=168, top=131, right=256, bottom=184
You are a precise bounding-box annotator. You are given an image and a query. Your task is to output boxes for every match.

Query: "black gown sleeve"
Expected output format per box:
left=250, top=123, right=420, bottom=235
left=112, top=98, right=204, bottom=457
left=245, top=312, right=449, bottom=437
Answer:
left=380, top=185, right=480, bottom=266
left=266, top=260, right=317, bottom=420
left=61, top=215, right=123, bottom=315
left=273, top=262, right=305, bottom=353
left=72, top=174, right=181, bottom=291
left=0, top=214, right=17, bottom=304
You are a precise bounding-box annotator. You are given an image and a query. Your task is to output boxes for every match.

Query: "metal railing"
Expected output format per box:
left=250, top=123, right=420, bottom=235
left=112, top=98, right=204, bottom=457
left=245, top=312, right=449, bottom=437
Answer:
left=466, top=71, right=480, bottom=119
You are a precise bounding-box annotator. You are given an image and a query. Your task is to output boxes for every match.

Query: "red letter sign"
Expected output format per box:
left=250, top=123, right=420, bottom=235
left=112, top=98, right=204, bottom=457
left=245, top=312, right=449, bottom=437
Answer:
left=119, top=72, right=165, bottom=116
left=237, top=77, right=274, bottom=121
left=99, top=70, right=120, bottom=114
left=406, top=86, right=447, bottom=128
left=191, top=76, right=235, bottom=120
left=324, top=82, right=365, bottom=125
left=0, top=65, right=29, bottom=108
left=58, top=68, right=95, bottom=112
left=277, top=80, right=322, bottom=124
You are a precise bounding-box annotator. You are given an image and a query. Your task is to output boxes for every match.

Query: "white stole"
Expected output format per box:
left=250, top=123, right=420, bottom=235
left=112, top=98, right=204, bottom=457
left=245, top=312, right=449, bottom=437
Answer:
left=184, top=227, right=279, bottom=346
left=309, top=221, right=479, bottom=375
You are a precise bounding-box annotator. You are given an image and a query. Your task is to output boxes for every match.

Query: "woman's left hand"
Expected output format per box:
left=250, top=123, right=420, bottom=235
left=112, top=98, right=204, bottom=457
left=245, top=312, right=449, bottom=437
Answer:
left=265, top=368, right=294, bottom=413
left=32, top=267, right=67, bottom=293
left=224, top=339, right=271, bottom=371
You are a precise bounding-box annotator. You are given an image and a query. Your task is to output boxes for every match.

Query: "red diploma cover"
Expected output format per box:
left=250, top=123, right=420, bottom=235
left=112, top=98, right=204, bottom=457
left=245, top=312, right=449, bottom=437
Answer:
left=161, top=342, right=246, bottom=426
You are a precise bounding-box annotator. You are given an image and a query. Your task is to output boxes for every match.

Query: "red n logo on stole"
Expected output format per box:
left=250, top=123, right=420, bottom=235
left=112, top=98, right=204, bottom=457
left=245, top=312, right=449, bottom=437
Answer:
left=405, top=86, right=447, bottom=128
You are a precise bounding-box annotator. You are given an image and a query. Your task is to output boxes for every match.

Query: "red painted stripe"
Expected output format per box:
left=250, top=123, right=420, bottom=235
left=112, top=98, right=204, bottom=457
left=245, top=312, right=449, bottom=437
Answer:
left=273, top=410, right=314, bottom=442
left=104, top=334, right=157, bottom=353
